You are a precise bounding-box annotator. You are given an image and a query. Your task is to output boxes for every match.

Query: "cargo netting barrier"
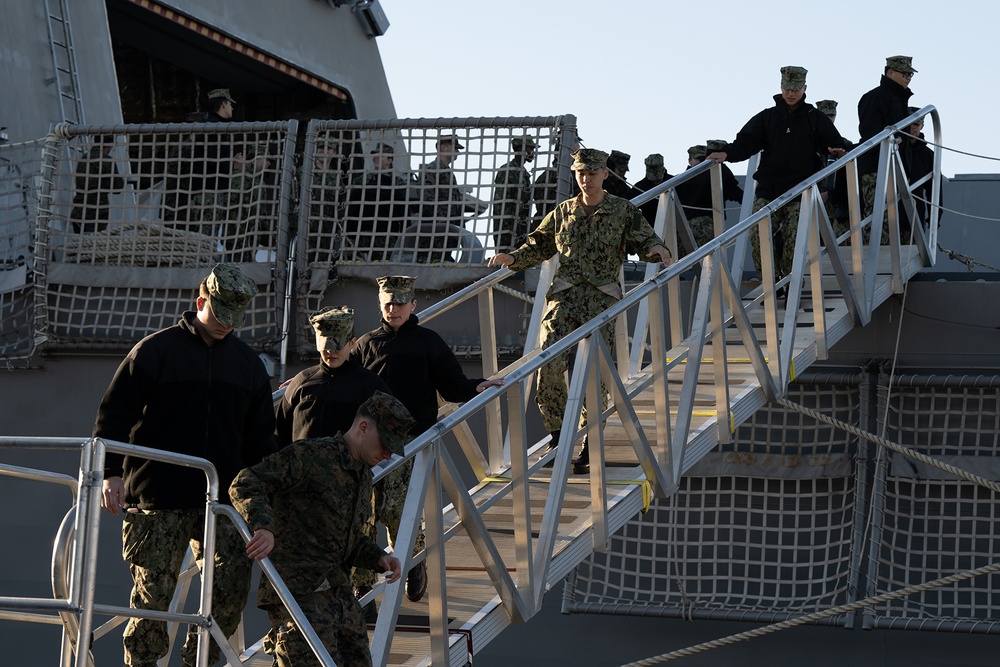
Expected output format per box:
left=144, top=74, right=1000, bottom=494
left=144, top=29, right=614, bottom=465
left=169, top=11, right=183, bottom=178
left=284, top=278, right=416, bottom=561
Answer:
left=0, top=138, right=44, bottom=363
left=865, top=374, right=1000, bottom=632
left=295, top=116, right=577, bottom=357
left=563, top=376, right=868, bottom=626
left=565, top=371, right=1000, bottom=634
left=34, top=121, right=297, bottom=351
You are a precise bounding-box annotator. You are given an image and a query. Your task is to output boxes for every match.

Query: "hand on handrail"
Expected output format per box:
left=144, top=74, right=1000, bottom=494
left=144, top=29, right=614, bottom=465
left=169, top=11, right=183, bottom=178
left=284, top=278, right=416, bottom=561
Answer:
left=246, top=528, right=275, bottom=559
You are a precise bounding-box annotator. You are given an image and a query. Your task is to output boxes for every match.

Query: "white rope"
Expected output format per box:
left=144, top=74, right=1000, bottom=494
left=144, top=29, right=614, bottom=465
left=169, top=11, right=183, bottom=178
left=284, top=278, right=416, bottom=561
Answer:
left=493, top=282, right=534, bottom=304
left=618, top=558, right=1000, bottom=666
left=617, top=394, right=1000, bottom=666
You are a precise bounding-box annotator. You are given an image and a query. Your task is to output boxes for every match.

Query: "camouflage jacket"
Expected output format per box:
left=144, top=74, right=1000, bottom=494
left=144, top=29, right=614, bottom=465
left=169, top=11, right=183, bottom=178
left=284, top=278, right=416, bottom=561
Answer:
left=492, top=160, right=532, bottom=226
left=507, top=192, right=664, bottom=299
left=532, top=165, right=580, bottom=222
left=418, top=158, right=466, bottom=220
left=229, top=435, right=385, bottom=607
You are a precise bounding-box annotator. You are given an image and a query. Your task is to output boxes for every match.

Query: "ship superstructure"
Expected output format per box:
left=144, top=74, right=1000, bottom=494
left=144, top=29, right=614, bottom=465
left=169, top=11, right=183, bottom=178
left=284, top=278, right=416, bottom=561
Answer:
left=2, top=2, right=1000, bottom=666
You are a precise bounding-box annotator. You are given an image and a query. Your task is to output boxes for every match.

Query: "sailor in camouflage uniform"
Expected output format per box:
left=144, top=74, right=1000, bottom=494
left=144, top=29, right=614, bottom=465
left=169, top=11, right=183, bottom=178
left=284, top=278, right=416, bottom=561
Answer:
left=276, top=306, right=391, bottom=622
left=94, top=263, right=276, bottom=667
left=230, top=392, right=413, bottom=667
left=418, top=134, right=476, bottom=223
left=224, top=142, right=276, bottom=263
left=489, top=149, right=671, bottom=472
left=634, top=152, right=673, bottom=227
left=604, top=149, right=641, bottom=200
left=491, top=136, right=536, bottom=251
left=345, top=142, right=416, bottom=260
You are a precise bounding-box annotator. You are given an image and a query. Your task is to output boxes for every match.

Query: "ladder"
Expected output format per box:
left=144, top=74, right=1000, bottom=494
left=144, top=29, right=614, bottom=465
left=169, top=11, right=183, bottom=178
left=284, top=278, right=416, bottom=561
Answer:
left=43, top=0, right=86, bottom=126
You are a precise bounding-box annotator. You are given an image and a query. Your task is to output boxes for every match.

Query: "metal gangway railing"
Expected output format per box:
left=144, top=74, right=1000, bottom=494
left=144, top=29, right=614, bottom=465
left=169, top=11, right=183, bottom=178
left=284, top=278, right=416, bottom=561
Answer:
left=0, top=435, right=341, bottom=667
left=342, top=106, right=942, bottom=665
left=0, top=106, right=940, bottom=666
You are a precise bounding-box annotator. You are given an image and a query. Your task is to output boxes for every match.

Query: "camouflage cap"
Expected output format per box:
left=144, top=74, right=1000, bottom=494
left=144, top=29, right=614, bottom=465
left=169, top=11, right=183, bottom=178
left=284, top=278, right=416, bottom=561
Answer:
left=780, top=66, right=808, bottom=91
left=886, top=55, right=917, bottom=74
left=511, top=136, right=537, bottom=152
left=815, top=99, right=838, bottom=117
left=371, top=142, right=395, bottom=154
left=438, top=134, right=464, bottom=149
left=705, top=139, right=727, bottom=152
left=608, top=149, right=631, bottom=171
left=310, top=305, right=355, bottom=352
left=205, top=263, right=257, bottom=328
left=687, top=145, right=707, bottom=160
left=207, top=88, right=236, bottom=103
left=644, top=153, right=664, bottom=167
left=570, top=148, right=609, bottom=171
left=377, top=275, right=417, bottom=304
left=364, top=391, right=415, bottom=456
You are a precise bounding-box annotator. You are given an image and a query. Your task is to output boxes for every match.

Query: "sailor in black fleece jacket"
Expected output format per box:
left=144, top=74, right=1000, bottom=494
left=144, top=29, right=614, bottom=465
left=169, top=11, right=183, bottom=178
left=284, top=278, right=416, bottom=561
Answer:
left=92, top=264, right=276, bottom=667
left=350, top=274, right=504, bottom=603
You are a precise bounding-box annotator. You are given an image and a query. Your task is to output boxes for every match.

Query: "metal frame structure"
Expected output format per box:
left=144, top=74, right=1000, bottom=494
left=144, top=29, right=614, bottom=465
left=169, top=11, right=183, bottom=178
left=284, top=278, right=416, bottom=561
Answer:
left=358, top=106, right=942, bottom=665
left=0, top=106, right=941, bottom=666
left=0, top=436, right=335, bottom=667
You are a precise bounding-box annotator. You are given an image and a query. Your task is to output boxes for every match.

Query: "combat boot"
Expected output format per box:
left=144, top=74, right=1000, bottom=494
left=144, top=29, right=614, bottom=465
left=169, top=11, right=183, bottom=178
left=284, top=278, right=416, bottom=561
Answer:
left=406, top=561, right=427, bottom=602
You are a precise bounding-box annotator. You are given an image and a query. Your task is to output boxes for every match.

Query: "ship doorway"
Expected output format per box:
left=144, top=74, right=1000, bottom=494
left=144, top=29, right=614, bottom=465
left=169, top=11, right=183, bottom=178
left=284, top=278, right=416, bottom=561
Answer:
left=105, top=0, right=355, bottom=123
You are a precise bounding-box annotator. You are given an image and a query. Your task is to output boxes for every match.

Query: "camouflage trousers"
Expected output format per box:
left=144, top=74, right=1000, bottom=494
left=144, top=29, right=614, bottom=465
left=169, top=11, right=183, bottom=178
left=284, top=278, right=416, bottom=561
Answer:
left=537, top=286, right=617, bottom=434
left=749, top=197, right=801, bottom=280
left=687, top=215, right=716, bottom=250
left=352, top=460, right=426, bottom=592
left=121, top=508, right=251, bottom=667
left=824, top=197, right=852, bottom=240
left=860, top=173, right=893, bottom=245
left=264, top=588, right=371, bottom=667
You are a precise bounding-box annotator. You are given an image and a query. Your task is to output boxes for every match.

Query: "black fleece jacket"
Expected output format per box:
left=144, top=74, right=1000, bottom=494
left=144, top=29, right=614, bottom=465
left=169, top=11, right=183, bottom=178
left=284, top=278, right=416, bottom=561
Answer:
left=857, top=75, right=914, bottom=175
left=352, top=314, right=484, bottom=434
left=94, top=312, right=277, bottom=510
left=274, top=359, right=390, bottom=448
left=724, top=94, right=848, bottom=201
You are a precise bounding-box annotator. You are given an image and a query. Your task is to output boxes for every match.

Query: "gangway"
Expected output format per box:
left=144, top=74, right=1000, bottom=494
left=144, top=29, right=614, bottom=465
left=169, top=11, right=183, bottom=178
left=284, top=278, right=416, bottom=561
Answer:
left=0, top=107, right=940, bottom=666
left=351, top=106, right=941, bottom=666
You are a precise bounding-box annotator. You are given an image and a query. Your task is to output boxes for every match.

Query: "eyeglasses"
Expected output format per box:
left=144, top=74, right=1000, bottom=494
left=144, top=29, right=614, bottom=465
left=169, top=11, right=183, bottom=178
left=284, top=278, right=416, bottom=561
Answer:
left=893, top=69, right=914, bottom=79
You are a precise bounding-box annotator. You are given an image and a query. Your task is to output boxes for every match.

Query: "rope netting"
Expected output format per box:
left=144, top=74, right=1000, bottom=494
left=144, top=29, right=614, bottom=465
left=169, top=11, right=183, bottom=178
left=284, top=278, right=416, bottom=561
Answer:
left=36, top=124, right=294, bottom=351
left=569, top=375, right=1000, bottom=665
left=0, top=138, right=44, bottom=363
left=866, top=383, right=1000, bottom=631
left=294, top=118, right=574, bottom=356
left=563, top=382, right=862, bottom=624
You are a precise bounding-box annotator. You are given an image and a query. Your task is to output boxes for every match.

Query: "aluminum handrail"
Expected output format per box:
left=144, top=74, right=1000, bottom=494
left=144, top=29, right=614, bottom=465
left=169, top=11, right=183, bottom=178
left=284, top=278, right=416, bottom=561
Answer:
left=0, top=435, right=340, bottom=667
left=363, top=104, right=942, bottom=483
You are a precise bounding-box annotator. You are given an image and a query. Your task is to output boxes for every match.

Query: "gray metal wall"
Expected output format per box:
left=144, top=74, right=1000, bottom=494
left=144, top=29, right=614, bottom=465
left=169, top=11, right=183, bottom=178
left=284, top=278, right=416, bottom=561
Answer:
left=162, top=0, right=396, bottom=118
left=0, top=0, right=397, bottom=146
left=0, top=0, right=122, bottom=141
